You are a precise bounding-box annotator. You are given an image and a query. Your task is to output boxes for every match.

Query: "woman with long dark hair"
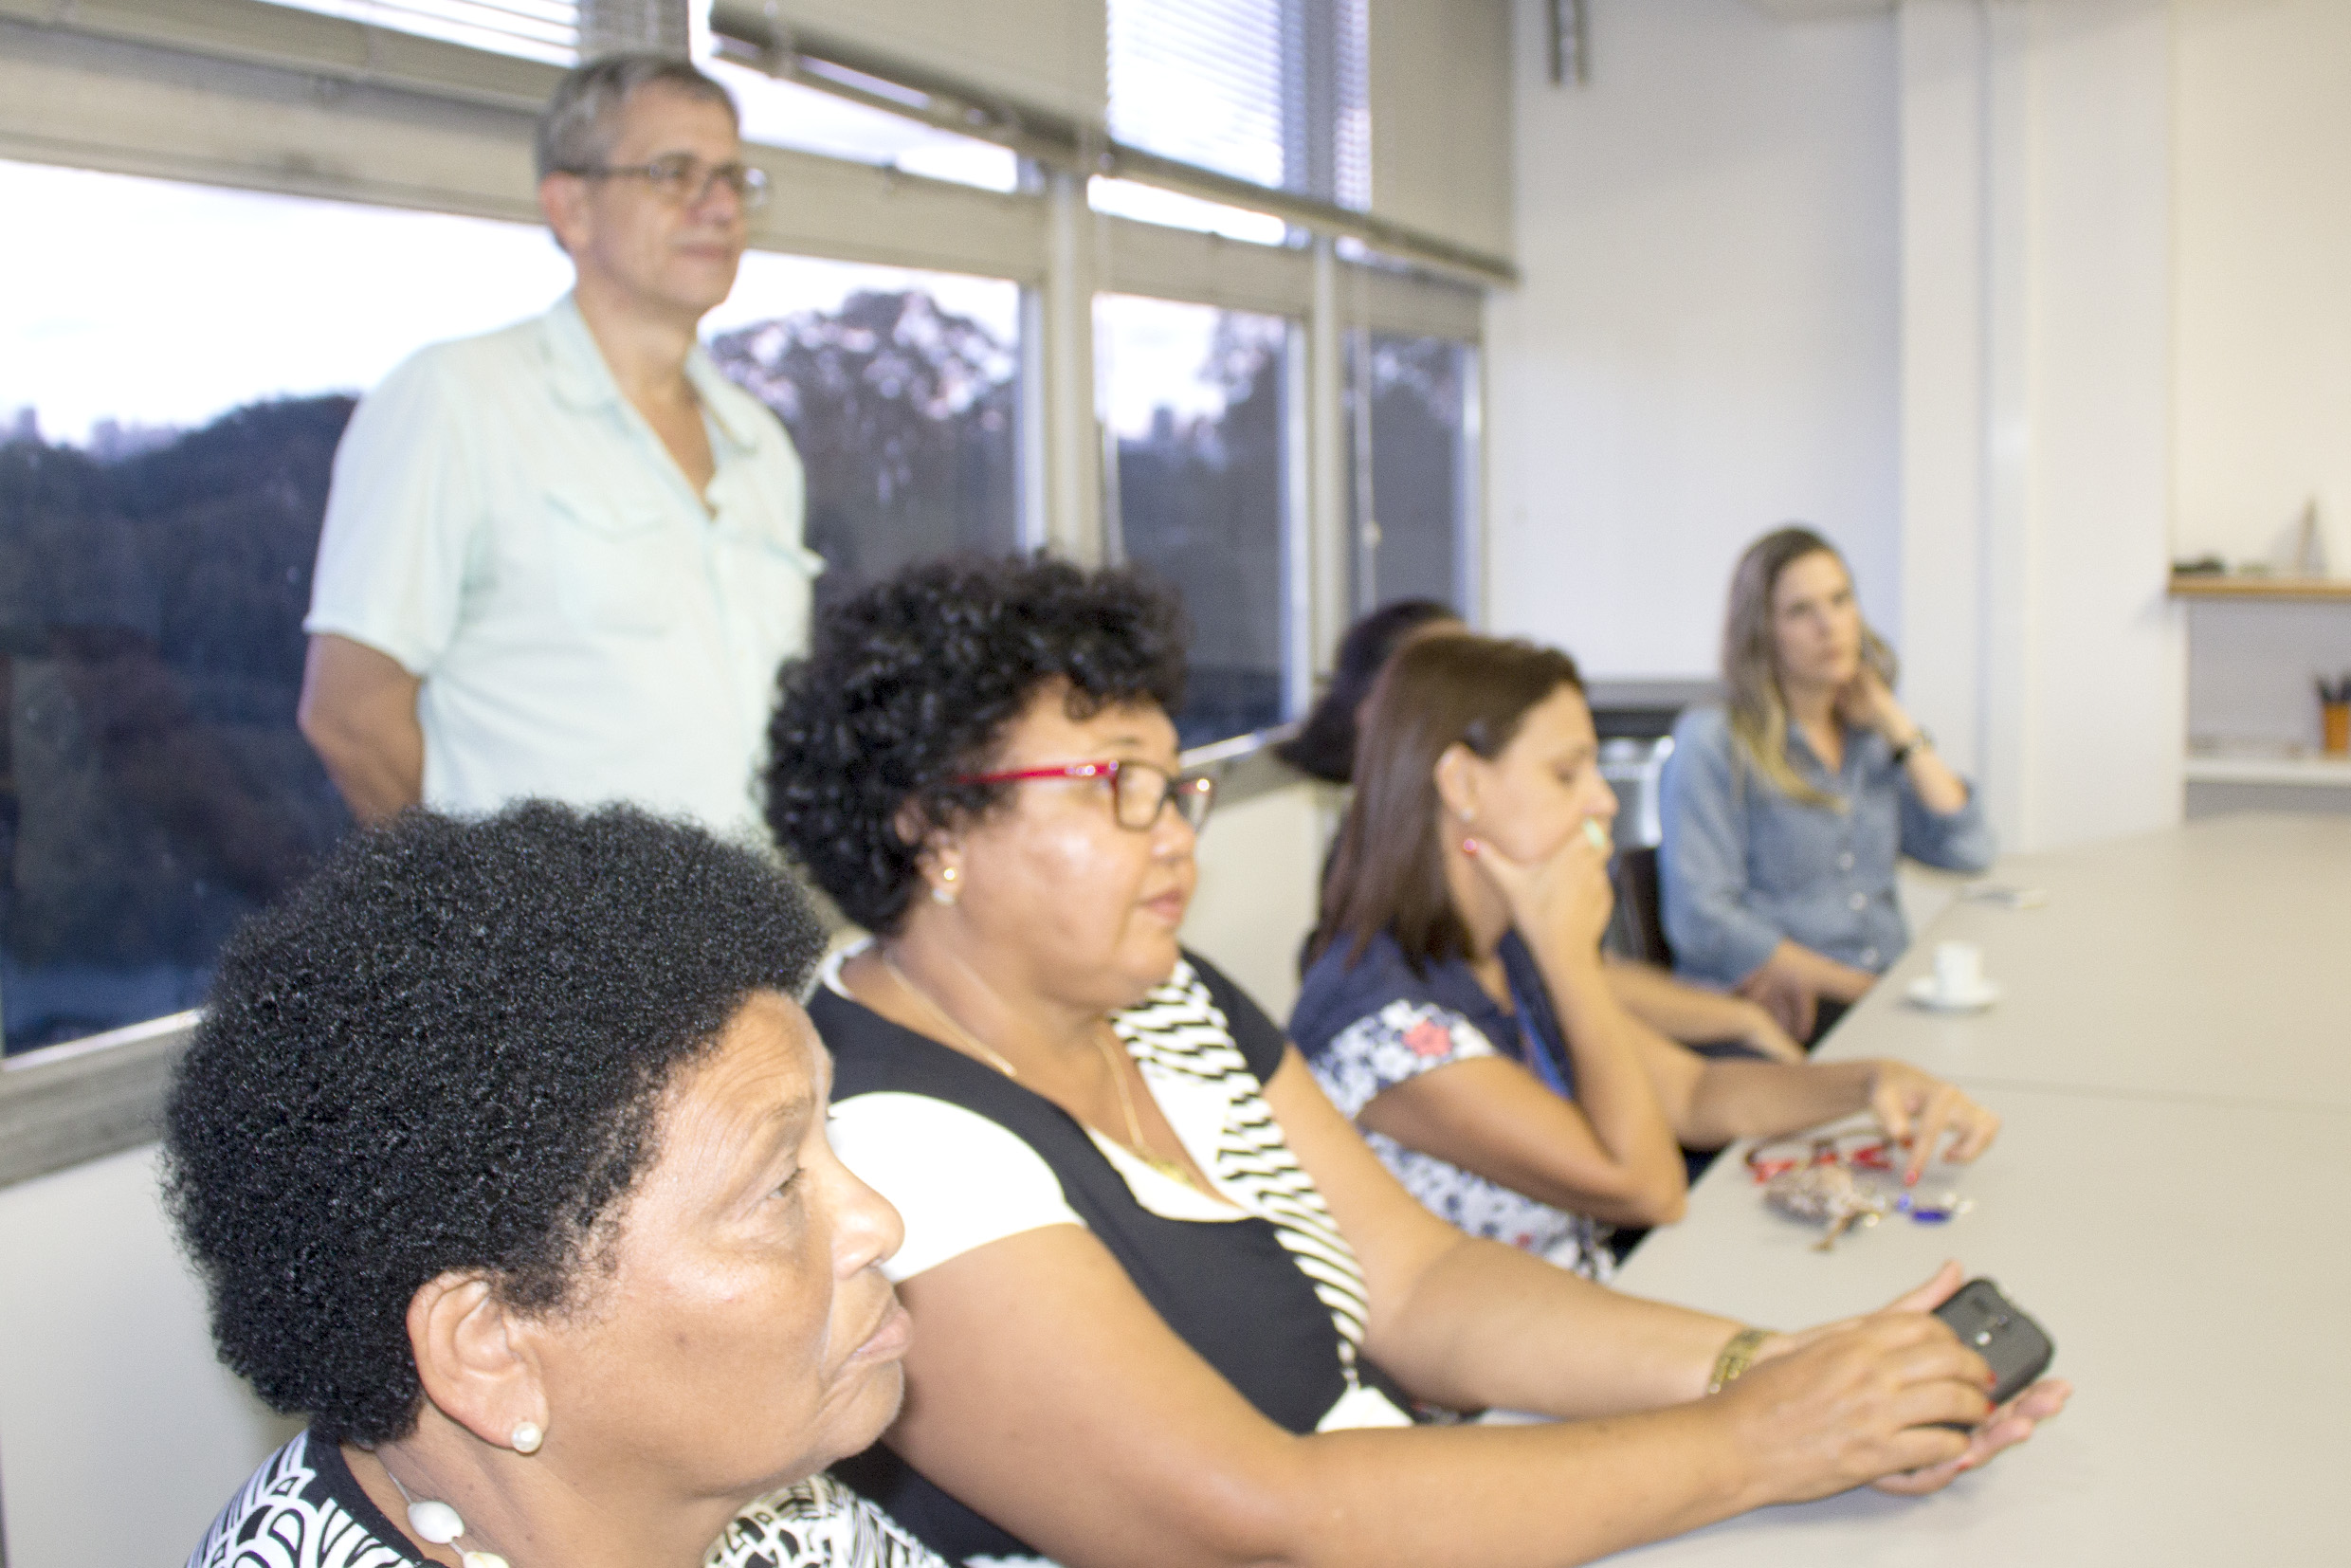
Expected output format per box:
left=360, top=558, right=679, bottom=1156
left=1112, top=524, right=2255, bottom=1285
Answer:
left=1290, top=631, right=1997, bottom=1275
left=1288, top=599, right=1807, bottom=1064
left=1660, top=527, right=1995, bottom=1043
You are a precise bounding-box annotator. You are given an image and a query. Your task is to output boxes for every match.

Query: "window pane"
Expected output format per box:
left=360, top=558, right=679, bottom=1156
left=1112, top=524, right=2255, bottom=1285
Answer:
left=706, top=256, right=1022, bottom=611
left=1097, top=296, right=1292, bottom=747
left=1347, top=332, right=1472, bottom=615
left=0, top=160, right=573, bottom=1055
left=0, top=158, right=1019, bottom=1051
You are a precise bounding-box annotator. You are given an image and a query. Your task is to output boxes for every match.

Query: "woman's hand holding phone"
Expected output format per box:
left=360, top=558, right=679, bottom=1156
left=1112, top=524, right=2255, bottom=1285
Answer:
left=1731, top=1262, right=2072, bottom=1502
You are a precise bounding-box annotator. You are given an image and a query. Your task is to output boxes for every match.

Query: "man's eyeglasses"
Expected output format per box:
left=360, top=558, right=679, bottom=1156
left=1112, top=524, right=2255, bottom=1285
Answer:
left=560, top=153, right=770, bottom=210
left=956, top=760, right=1216, bottom=833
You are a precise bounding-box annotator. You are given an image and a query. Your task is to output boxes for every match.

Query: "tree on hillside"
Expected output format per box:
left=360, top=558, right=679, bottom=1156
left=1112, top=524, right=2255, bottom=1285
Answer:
left=709, top=290, right=1019, bottom=610
left=1113, top=312, right=1289, bottom=743
left=0, top=397, right=352, bottom=1047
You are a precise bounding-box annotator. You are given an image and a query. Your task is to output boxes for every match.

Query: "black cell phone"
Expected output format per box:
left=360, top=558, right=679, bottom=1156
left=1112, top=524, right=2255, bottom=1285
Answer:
left=1933, top=1277, right=2054, bottom=1412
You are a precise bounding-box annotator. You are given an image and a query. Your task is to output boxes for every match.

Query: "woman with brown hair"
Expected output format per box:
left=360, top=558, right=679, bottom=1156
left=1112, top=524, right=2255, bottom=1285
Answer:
left=1288, top=599, right=1809, bottom=1065
left=1660, top=527, right=1994, bottom=1043
left=1289, top=631, right=1996, bottom=1275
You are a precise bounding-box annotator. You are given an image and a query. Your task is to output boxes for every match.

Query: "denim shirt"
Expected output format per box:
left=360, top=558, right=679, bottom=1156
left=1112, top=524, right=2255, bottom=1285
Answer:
left=1657, top=704, right=1996, bottom=988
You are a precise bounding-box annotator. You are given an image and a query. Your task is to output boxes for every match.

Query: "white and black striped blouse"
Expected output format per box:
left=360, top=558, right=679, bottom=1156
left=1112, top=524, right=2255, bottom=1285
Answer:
left=818, top=950, right=1413, bottom=1568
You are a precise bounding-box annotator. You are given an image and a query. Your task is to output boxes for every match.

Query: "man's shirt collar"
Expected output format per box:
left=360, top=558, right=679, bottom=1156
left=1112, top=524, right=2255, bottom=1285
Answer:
left=543, top=294, right=764, bottom=455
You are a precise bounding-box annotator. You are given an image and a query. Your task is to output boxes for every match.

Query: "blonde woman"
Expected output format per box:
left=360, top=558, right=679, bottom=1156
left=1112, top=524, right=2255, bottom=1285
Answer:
left=1659, top=527, right=1994, bottom=1045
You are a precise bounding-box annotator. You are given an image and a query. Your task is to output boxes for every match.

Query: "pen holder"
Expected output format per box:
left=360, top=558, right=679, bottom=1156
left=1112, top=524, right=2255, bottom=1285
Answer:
left=2324, top=701, right=2350, bottom=757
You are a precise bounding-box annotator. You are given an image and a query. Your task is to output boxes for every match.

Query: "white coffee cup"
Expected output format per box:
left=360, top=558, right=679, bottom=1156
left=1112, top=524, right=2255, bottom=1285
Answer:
left=1933, top=940, right=1985, bottom=1001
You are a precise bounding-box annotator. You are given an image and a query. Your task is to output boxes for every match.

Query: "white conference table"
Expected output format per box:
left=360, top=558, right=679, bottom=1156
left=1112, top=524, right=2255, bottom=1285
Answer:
left=1609, top=813, right=2351, bottom=1564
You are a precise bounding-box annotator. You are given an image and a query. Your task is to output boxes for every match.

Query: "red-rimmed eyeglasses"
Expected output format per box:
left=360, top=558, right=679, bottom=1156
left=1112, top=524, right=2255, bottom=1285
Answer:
left=955, top=759, right=1215, bottom=832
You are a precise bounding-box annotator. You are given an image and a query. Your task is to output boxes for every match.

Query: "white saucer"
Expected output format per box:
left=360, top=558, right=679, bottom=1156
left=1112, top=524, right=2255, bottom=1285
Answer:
left=1907, top=976, right=2002, bottom=1013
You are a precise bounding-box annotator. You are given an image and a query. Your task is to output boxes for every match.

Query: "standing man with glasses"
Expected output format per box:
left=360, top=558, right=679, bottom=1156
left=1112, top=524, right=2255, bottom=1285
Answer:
left=300, top=54, right=818, bottom=839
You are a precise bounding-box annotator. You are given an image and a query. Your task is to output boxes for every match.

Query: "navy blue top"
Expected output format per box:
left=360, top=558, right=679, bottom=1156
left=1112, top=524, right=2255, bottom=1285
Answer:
left=1291, top=929, right=1572, bottom=1096
left=1289, top=930, right=1613, bottom=1274
left=1658, top=704, right=1996, bottom=987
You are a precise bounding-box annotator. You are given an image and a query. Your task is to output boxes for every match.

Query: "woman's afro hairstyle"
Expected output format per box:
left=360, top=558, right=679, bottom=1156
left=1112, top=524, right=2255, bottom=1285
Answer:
left=764, top=554, right=1187, bottom=934
left=161, top=802, right=825, bottom=1446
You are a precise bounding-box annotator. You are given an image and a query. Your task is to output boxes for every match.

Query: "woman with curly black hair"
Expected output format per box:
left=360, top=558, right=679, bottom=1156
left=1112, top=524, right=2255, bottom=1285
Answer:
left=764, top=555, right=2065, bottom=1568
left=167, top=802, right=942, bottom=1568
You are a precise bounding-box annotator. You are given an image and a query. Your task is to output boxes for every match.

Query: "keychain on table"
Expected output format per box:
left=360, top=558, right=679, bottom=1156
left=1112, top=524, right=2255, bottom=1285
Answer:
left=1746, top=1133, right=1973, bottom=1252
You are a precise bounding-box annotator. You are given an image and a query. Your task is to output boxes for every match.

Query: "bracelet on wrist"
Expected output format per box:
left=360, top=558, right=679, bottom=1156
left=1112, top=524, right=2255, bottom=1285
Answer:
left=1707, top=1326, right=1772, bottom=1395
left=1888, top=728, right=1933, bottom=766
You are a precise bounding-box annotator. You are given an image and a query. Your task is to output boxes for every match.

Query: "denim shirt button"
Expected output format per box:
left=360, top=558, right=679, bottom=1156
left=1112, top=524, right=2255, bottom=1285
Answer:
left=1862, top=947, right=1880, bottom=965
left=1838, top=851, right=1854, bottom=870
left=1848, top=891, right=1867, bottom=911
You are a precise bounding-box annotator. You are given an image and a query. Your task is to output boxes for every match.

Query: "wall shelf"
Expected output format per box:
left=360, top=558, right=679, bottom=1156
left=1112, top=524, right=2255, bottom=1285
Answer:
left=2184, top=751, right=2351, bottom=788
left=2169, top=575, right=2351, bottom=601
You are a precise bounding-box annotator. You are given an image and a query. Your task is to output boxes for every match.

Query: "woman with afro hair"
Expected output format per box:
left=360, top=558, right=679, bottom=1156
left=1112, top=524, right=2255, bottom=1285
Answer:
left=763, top=555, right=2065, bottom=1568
left=168, top=802, right=943, bottom=1568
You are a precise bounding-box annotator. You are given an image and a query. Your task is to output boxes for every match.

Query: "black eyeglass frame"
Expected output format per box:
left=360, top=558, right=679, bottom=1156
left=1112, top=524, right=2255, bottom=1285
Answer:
left=557, top=153, right=771, bottom=210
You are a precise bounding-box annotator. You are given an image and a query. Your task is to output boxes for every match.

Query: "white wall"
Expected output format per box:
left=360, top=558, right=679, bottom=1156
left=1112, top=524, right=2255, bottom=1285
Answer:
left=1485, top=0, right=1904, bottom=676
left=1179, top=781, right=1335, bottom=1023
left=1483, top=0, right=2183, bottom=853
left=2168, top=0, right=2351, bottom=771
left=1899, top=0, right=2183, bottom=851
left=0, top=1145, right=300, bottom=1568
left=2172, top=0, right=2351, bottom=572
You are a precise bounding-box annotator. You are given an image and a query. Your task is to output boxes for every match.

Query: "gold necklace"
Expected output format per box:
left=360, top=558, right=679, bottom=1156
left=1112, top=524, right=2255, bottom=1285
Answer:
left=1089, top=1028, right=1202, bottom=1191
left=877, top=947, right=1204, bottom=1193
left=877, top=949, right=1020, bottom=1078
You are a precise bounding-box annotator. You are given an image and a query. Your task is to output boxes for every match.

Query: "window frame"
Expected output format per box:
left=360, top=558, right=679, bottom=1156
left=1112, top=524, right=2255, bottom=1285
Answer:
left=0, top=0, right=1487, bottom=1172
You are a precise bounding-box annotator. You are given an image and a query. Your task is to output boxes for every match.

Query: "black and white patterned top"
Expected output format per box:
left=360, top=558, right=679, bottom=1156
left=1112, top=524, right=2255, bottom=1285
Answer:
left=189, top=1430, right=943, bottom=1568
left=819, top=949, right=1413, bottom=1567
left=1289, top=930, right=1613, bottom=1281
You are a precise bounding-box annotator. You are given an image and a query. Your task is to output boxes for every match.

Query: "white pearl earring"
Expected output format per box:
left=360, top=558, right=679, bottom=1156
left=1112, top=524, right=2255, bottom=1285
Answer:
left=931, top=866, right=959, bottom=906
left=510, top=1420, right=543, bottom=1455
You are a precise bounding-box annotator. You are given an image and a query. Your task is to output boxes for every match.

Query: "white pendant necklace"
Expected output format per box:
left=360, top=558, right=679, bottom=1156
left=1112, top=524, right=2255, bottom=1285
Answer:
left=381, top=1467, right=511, bottom=1568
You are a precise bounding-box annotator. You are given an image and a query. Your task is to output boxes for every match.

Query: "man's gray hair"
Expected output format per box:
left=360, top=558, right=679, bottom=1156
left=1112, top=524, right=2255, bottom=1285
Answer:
left=536, top=53, right=738, bottom=182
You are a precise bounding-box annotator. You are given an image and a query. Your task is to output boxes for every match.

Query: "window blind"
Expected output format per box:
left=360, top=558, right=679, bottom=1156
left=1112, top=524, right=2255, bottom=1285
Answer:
left=262, top=0, right=577, bottom=64
left=1107, top=0, right=1368, bottom=208
left=1330, top=0, right=1369, bottom=211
